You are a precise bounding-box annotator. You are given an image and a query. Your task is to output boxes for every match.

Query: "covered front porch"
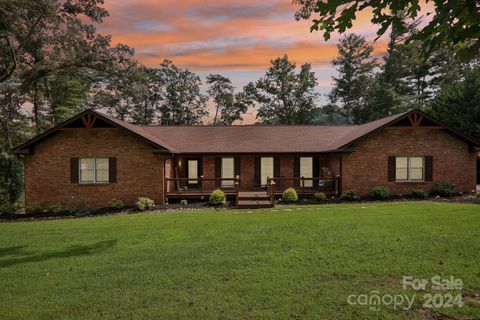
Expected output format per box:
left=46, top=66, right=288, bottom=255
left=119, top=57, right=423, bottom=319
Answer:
left=164, top=154, right=342, bottom=206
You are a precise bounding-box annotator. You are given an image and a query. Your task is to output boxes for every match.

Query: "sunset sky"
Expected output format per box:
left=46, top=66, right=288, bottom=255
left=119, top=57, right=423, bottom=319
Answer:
left=96, top=0, right=432, bottom=122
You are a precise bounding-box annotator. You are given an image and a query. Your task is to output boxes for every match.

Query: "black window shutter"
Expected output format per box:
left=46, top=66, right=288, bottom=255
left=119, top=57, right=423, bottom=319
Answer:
left=254, top=157, right=261, bottom=186
left=293, top=156, right=300, bottom=187
left=313, top=156, right=320, bottom=178
left=274, top=157, right=280, bottom=178
left=109, top=157, right=117, bottom=183
left=388, top=156, right=396, bottom=182
left=234, top=157, right=241, bottom=186
left=215, top=157, right=221, bottom=187
left=70, top=158, right=79, bottom=183
left=424, top=156, right=433, bottom=181
left=198, top=157, right=203, bottom=177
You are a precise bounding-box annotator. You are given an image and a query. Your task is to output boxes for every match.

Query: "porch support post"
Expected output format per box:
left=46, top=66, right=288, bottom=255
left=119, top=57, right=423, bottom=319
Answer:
left=301, top=176, right=305, bottom=198
left=200, top=175, right=204, bottom=200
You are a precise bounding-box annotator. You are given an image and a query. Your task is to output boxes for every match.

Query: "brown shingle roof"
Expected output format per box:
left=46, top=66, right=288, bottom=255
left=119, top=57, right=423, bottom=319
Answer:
left=131, top=111, right=413, bottom=153
left=11, top=109, right=480, bottom=154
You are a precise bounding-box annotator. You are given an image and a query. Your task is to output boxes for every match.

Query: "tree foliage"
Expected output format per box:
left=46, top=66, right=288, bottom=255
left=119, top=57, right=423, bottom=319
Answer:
left=206, top=74, right=251, bottom=125
left=156, top=60, right=208, bottom=125
left=329, top=34, right=377, bottom=124
left=0, top=153, right=23, bottom=206
left=245, top=55, right=318, bottom=124
left=429, top=68, right=480, bottom=139
left=293, top=0, right=480, bottom=58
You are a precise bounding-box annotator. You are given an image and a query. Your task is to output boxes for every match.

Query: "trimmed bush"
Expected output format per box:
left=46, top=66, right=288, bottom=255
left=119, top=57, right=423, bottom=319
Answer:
left=180, top=199, right=188, bottom=206
left=431, top=181, right=455, bottom=196
left=339, top=189, right=360, bottom=201
left=48, top=203, right=78, bottom=215
left=411, top=189, right=429, bottom=199
left=476, top=192, right=480, bottom=199
left=282, top=188, right=298, bottom=203
left=369, top=186, right=390, bottom=200
left=48, top=203, right=63, bottom=215
left=209, top=189, right=226, bottom=205
left=0, top=204, right=16, bottom=215
left=136, top=197, right=155, bottom=210
left=313, top=192, right=327, bottom=202
left=25, top=203, right=43, bottom=215
left=111, top=198, right=125, bottom=210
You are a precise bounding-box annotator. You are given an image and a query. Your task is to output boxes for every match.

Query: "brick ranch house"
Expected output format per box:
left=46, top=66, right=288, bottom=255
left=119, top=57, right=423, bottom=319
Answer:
left=10, top=109, right=480, bottom=209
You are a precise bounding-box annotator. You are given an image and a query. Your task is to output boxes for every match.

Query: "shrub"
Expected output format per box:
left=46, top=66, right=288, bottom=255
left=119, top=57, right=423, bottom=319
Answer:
left=431, top=181, right=455, bottom=196
left=49, top=203, right=78, bottom=215
left=282, top=188, right=298, bottom=203
left=411, top=189, right=429, bottom=199
left=369, top=186, right=390, bottom=200
left=313, top=192, right=327, bottom=201
left=0, top=204, right=16, bottom=215
left=25, top=202, right=43, bottom=215
left=476, top=192, right=480, bottom=199
left=180, top=199, right=188, bottom=206
left=209, top=189, right=226, bottom=205
left=49, top=203, right=64, bottom=215
left=111, top=198, right=125, bottom=210
left=339, top=189, right=360, bottom=201
left=136, top=197, right=155, bottom=210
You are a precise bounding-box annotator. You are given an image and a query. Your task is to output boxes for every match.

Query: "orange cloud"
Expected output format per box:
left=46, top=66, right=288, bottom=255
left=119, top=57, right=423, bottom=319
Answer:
left=97, top=0, right=391, bottom=72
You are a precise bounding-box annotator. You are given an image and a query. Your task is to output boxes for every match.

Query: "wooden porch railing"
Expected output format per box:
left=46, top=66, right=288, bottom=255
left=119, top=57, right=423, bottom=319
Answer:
left=164, top=176, right=240, bottom=203
left=266, top=176, right=341, bottom=202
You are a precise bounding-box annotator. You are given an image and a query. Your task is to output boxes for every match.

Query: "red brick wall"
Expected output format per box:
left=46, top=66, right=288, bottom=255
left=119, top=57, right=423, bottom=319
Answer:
left=24, top=128, right=166, bottom=208
left=341, top=127, right=477, bottom=196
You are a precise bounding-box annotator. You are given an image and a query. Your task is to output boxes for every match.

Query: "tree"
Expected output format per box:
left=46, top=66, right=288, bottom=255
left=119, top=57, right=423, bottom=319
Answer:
left=244, top=55, right=318, bottom=124
left=131, top=67, right=164, bottom=125
left=293, top=0, right=480, bottom=58
left=311, top=104, right=347, bottom=124
left=0, top=80, right=29, bottom=151
left=429, top=68, right=480, bottom=139
left=89, top=47, right=146, bottom=121
left=0, top=0, right=136, bottom=132
left=0, top=153, right=23, bottom=206
left=157, top=60, right=208, bottom=125
left=329, top=34, right=377, bottom=124
left=206, top=74, right=251, bottom=125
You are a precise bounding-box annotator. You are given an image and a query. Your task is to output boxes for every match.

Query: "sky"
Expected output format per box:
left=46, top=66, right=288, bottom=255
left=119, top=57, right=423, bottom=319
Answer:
left=96, top=0, right=432, bottom=123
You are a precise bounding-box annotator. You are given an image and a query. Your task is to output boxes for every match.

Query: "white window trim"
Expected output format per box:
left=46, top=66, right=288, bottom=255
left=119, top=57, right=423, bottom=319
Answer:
left=79, top=157, right=110, bottom=184
left=396, top=156, right=425, bottom=182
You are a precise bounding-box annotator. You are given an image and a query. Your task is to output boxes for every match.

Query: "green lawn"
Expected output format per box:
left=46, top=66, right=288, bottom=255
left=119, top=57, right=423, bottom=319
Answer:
left=0, top=202, right=479, bottom=319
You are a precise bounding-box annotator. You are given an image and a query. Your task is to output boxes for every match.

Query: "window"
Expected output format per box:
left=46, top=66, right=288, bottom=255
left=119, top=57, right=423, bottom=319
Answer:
left=395, top=156, right=424, bottom=181
left=300, top=157, right=313, bottom=187
left=221, top=158, right=235, bottom=187
left=79, top=158, right=109, bottom=183
left=188, top=160, right=198, bottom=184
left=260, top=157, right=274, bottom=186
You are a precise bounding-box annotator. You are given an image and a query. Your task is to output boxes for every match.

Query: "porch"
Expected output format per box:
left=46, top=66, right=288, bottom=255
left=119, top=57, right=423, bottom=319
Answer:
left=164, top=154, right=342, bottom=207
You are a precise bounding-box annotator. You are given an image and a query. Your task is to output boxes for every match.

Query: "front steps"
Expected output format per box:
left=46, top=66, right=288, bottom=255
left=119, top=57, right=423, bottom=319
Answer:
left=237, top=191, right=273, bottom=209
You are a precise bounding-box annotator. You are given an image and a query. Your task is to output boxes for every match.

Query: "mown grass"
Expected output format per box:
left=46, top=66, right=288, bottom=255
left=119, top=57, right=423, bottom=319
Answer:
left=0, top=202, right=479, bottom=319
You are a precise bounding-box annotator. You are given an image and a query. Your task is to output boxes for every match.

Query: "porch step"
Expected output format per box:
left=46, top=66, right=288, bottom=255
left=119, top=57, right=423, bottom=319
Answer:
left=237, top=191, right=273, bottom=209
left=237, top=200, right=272, bottom=209
left=237, top=191, right=270, bottom=201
